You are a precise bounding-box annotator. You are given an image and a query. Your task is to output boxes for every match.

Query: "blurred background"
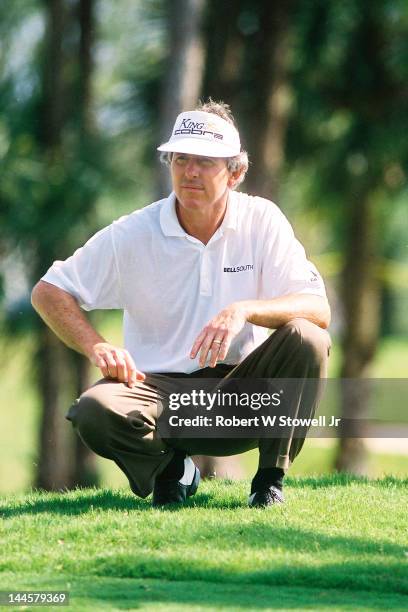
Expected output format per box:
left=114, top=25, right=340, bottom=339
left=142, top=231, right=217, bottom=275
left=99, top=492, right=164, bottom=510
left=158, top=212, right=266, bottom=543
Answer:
left=0, top=0, right=407, bottom=494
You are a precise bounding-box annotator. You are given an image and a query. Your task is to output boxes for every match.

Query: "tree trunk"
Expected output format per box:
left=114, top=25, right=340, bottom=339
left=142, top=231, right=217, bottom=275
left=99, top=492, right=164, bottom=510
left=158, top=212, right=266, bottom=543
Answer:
left=335, top=191, right=381, bottom=474
left=202, top=0, right=244, bottom=103
left=35, top=0, right=70, bottom=490
left=35, top=328, right=73, bottom=489
left=67, top=0, right=100, bottom=488
left=42, top=0, right=65, bottom=151
left=35, top=0, right=100, bottom=489
left=157, top=0, right=206, bottom=197
left=77, top=0, right=94, bottom=135
left=243, top=1, right=293, bottom=201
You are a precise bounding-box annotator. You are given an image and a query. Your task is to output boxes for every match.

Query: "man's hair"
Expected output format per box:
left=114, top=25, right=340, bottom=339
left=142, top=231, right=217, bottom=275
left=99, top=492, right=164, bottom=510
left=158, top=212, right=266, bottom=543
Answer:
left=196, top=98, right=237, bottom=126
left=159, top=98, right=249, bottom=189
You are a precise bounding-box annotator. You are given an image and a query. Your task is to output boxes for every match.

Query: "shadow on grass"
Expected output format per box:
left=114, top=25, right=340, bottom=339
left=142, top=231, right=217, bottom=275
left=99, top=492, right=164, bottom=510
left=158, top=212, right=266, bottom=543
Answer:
left=1, top=474, right=406, bottom=518
left=194, top=522, right=406, bottom=557
left=27, top=577, right=408, bottom=610
left=0, top=489, right=150, bottom=518
left=3, top=522, right=402, bottom=596
left=82, top=527, right=407, bottom=595
left=0, top=490, right=245, bottom=518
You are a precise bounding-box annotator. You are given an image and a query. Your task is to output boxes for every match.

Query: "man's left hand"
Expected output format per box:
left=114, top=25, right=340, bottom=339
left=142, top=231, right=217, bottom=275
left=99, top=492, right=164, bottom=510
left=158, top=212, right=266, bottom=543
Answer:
left=190, top=303, right=247, bottom=368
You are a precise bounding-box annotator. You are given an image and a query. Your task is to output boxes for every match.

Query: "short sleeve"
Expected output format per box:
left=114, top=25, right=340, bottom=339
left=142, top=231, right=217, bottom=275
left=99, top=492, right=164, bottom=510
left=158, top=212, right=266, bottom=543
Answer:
left=41, top=225, right=123, bottom=310
left=260, top=210, right=326, bottom=299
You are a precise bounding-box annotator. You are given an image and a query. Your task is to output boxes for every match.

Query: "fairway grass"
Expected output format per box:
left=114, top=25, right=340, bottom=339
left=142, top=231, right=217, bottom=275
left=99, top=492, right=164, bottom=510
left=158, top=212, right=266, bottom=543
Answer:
left=1, top=475, right=407, bottom=611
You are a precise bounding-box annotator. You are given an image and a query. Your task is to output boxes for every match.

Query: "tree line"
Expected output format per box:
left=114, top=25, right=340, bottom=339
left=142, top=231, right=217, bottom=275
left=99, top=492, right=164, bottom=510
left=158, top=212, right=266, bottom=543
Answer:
left=0, top=0, right=407, bottom=488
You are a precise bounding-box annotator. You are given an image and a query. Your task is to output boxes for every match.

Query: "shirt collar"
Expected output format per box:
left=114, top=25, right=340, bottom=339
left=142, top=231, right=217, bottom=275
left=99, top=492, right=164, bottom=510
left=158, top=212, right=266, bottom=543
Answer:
left=159, top=192, right=186, bottom=237
left=159, top=190, right=238, bottom=237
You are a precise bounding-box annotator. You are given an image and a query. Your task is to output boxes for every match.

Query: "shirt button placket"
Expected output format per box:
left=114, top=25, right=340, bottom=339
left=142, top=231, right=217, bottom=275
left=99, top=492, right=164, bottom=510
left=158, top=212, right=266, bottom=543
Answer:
left=200, top=248, right=212, bottom=296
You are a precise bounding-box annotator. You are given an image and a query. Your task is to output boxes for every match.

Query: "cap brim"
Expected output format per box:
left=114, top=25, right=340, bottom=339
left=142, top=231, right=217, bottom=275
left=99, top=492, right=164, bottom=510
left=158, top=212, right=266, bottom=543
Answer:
left=157, top=138, right=239, bottom=158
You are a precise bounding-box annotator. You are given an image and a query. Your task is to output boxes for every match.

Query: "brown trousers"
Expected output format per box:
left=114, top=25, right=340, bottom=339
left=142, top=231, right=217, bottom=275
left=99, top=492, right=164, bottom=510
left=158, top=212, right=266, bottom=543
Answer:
left=67, top=318, right=330, bottom=497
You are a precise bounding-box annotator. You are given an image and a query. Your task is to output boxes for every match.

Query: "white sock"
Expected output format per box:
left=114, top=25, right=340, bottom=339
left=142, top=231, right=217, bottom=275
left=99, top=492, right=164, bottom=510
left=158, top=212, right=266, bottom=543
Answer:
left=179, top=457, right=196, bottom=486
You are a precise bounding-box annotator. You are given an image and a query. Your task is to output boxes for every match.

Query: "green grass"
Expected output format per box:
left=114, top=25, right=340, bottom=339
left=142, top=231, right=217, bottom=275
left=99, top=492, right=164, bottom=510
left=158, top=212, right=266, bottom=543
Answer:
left=1, top=476, right=407, bottom=611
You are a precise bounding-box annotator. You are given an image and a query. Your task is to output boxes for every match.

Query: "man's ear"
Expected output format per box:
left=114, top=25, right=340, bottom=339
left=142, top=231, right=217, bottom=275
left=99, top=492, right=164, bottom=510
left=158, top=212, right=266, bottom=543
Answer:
left=227, top=169, right=243, bottom=189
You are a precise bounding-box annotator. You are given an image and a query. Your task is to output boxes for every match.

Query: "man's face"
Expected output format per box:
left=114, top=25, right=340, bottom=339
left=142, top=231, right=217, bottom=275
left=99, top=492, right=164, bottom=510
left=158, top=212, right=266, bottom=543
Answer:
left=170, top=153, right=233, bottom=212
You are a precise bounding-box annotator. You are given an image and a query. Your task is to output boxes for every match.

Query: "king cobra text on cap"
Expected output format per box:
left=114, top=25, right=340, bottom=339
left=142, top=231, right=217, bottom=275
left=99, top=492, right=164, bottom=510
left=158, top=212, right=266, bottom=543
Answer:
left=157, top=111, right=241, bottom=158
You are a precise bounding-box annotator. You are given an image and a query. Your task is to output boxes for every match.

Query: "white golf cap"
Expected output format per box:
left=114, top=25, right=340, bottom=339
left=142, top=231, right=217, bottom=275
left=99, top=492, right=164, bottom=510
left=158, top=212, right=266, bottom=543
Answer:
left=157, top=110, right=241, bottom=157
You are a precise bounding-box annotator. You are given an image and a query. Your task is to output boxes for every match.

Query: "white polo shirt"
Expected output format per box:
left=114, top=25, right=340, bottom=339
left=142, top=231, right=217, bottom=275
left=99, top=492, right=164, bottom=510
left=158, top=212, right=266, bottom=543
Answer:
left=42, top=191, right=326, bottom=373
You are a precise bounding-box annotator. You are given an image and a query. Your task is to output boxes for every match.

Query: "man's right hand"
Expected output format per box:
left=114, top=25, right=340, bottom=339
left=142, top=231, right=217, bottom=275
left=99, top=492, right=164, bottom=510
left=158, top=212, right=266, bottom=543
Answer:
left=30, top=282, right=145, bottom=386
left=89, top=342, right=145, bottom=387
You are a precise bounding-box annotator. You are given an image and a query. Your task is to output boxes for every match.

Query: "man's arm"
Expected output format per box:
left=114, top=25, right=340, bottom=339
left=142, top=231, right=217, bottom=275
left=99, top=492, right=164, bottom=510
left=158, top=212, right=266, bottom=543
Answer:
left=241, top=293, right=331, bottom=329
left=190, top=293, right=330, bottom=368
left=31, top=280, right=144, bottom=386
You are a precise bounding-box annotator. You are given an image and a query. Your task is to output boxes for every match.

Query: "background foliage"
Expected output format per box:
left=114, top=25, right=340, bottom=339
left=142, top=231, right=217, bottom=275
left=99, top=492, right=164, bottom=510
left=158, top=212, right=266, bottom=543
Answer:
left=0, top=0, right=407, bottom=492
